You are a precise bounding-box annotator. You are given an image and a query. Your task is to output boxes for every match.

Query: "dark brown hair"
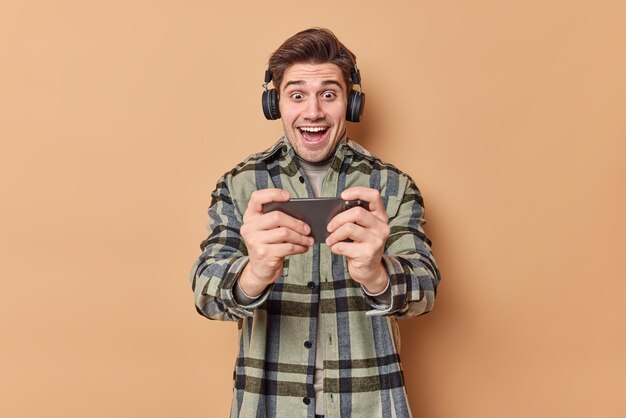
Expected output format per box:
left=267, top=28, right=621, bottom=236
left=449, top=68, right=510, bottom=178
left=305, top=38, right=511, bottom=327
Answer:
left=268, top=28, right=357, bottom=92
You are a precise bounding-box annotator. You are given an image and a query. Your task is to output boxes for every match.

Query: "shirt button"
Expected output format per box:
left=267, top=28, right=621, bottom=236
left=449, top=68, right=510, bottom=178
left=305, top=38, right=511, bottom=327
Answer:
left=304, top=340, right=312, bottom=349
left=298, top=175, right=305, bottom=183
left=303, top=397, right=311, bottom=405
left=307, top=281, right=315, bottom=289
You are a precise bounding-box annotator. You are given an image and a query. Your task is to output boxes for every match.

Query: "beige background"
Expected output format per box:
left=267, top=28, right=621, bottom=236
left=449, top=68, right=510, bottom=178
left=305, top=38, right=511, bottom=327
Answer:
left=1, top=1, right=625, bottom=417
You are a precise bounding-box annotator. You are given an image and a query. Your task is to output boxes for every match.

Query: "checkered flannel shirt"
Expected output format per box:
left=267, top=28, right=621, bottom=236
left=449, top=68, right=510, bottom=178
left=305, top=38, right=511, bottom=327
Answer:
left=189, top=136, right=440, bottom=418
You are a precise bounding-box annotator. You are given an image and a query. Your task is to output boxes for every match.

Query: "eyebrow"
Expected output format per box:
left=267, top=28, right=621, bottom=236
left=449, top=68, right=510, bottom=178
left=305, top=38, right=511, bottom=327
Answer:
left=282, top=80, right=344, bottom=90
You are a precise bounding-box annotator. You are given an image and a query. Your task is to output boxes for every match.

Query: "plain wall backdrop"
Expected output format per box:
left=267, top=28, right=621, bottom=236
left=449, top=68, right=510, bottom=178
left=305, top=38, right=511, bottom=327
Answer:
left=1, top=1, right=625, bottom=417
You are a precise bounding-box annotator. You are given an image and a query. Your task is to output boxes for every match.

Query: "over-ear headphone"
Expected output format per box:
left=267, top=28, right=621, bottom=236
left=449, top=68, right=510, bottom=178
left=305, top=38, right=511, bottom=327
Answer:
left=262, top=70, right=281, bottom=120
left=261, top=62, right=366, bottom=123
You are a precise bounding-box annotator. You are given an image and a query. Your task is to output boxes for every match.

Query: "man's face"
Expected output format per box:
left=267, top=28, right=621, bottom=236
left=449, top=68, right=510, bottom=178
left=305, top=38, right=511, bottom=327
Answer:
left=279, top=63, right=348, bottom=163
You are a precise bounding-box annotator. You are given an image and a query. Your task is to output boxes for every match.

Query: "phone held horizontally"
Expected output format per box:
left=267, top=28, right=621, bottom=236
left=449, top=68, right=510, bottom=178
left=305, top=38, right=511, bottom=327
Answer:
left=262, top=198, right=369, bottom=243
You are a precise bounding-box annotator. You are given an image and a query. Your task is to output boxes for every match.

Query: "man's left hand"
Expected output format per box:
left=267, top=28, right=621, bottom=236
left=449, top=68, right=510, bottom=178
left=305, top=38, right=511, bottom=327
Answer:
left=326, top=187, right=390, bottom=294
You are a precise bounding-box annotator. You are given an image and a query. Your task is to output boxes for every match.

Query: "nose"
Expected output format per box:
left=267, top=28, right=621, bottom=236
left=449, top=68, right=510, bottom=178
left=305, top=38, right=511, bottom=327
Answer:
left=303, top=97, right=324, bottom=120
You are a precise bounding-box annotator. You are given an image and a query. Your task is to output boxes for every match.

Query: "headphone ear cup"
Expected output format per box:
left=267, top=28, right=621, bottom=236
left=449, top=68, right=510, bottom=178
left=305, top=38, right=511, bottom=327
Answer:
left=346, top=90, right=365, bottom=122
left=262, top=89, right=281, bottom=120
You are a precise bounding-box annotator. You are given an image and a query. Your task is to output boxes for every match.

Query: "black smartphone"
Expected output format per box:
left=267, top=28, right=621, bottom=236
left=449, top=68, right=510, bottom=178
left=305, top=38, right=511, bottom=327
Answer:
left=262, top=198, right=369, bottom=243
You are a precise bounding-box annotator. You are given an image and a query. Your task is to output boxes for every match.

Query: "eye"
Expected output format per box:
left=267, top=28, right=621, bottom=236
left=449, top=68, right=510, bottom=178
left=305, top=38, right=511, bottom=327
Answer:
left=290, top=92, right=304, bottom=101
left=322, top=91, right=336, bottom=100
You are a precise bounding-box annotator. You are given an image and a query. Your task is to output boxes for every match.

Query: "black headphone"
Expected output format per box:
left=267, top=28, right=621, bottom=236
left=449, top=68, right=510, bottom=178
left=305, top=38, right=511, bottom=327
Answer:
left=261, top=63, right=366, bottom=123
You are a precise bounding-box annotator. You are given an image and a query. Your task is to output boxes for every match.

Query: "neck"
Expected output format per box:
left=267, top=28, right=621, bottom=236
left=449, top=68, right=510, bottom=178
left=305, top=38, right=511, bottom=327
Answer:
left=296, top=153, right=334, bottom=167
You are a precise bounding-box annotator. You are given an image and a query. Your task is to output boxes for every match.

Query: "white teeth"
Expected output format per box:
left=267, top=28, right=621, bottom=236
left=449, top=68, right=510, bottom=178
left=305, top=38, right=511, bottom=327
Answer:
left=299, top=127, right=327, bottom=132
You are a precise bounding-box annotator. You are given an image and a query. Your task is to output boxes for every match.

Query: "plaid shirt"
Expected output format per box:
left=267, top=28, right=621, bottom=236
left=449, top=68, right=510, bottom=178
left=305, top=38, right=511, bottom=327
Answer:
left=189, top=137, right=440, bottom=418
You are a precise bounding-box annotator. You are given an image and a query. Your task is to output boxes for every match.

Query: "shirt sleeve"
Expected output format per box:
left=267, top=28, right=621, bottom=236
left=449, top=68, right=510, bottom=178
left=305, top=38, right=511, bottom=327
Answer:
left=189, top=173, right=270, bottom=321
left=361, top=177, right=441, bottom=317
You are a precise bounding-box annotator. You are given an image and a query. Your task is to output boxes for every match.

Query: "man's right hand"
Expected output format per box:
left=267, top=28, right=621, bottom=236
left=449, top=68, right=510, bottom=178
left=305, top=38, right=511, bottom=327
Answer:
left=238, top=189, right=313, bottom=297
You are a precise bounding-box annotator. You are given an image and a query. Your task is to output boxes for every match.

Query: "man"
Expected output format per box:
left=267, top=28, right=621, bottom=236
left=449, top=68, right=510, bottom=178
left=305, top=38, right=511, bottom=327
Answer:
left=190, top=28, right=440, bottom=418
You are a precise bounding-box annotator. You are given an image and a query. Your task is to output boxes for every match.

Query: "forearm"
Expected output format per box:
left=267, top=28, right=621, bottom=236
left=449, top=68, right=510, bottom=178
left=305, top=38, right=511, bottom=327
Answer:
left=190, top=174, right=269, bottom=321
left=382, top=252, right=439, bottom=317
left=237, top=263, right=272, bottom=299
left=191, top=254, right=250, bottom=321
left=360, top=262, right=390, bottom=295
left=362, top=179, right=440, bottom=317
left=361, top=264, right=391, bottom=305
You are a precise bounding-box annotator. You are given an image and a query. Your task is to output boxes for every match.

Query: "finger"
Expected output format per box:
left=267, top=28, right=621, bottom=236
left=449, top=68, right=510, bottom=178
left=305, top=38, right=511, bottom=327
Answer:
left=326, top=222, right=369, bottom=246
left=327, top=205, right=378, bottom=233
left=328, top=240, right=365, bottom=258
left=257, top=210, right=311, bottom=236
left=263, top=242, right=311, bottom=258
left=259, top=227, right=315, bottom=247
left=340, top=187, right=387, bottom=222
left=247, top=188, right=291, bottom=215
left=328, top=240, right=348, bottom=256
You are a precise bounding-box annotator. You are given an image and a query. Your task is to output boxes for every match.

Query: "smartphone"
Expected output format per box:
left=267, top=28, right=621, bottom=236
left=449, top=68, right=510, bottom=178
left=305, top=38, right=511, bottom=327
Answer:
left=262, top=198, right=369, bottom=243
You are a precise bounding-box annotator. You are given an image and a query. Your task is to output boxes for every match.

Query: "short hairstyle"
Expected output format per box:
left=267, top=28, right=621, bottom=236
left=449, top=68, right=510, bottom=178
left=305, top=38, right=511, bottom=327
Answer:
left=268, top=28, right=357, bottom=92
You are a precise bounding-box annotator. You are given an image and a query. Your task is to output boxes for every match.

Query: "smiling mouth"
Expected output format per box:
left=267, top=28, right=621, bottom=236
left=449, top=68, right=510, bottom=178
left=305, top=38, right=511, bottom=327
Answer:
left=298, top=126, right=329, bottom=144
